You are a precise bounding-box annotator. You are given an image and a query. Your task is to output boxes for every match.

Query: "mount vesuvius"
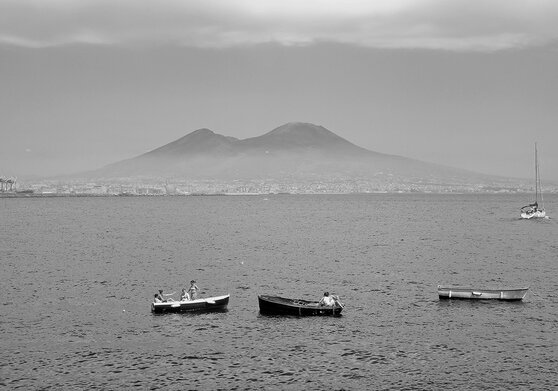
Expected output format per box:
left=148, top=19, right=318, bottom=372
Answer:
left=85, top=122, right=499, bottom=186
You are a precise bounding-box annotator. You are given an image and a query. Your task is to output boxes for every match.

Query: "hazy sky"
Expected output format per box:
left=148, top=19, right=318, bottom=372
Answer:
left=2, top=0, right=558, bottom=181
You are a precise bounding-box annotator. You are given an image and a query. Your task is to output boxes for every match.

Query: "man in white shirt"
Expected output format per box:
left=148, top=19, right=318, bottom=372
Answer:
left=319, top=292, right=335, bottom=306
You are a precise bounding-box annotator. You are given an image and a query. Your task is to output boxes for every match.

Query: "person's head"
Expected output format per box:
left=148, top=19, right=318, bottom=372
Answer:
left=154, top=294, right=158, bottom=298
left=323, top=292, right=329, bottom=297
left=190, top=280, right=196, bottom=284
left=181, top=288, right=186, bottom=292
left=159, top=289, right=163, bottom=294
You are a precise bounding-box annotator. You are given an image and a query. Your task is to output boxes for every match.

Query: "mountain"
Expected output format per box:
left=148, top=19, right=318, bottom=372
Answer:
left=83, top=122, right=508, bottom=190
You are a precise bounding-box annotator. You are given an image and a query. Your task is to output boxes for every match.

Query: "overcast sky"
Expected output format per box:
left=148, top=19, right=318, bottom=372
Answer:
left=1, top=0, right=558, bottom=181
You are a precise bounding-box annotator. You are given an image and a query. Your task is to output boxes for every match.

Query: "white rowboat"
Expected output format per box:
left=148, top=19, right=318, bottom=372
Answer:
left=437, top=286, right=528, bottom=301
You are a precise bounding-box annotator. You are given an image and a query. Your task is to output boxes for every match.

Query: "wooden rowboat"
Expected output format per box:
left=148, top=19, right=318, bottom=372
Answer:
left=258, top=295, right=343, bottom=316
left=151, top=294, right=229, bottom=313
left=437, top=286, right=528, bottom=301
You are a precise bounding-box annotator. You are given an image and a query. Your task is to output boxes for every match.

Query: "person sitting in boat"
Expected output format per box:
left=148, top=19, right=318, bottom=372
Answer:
left=155, top=290, right=165, bottom=302
left=156, top=289, right=175, bottom=302
left=319, top=292, right=335, bottom=306
left=521, top=202, right=538, bottom=215
left=187, top=280, right=199, bottom=300
left=331, top=295, right=344, bottom=308
left=180, top=288, right=190, bottom=301
left=153, top=293, right=163, bottom=303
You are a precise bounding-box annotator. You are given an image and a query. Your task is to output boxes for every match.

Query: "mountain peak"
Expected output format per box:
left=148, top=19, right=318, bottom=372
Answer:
left=266, top=122, right=334, bottom=137
left=189, top=128, right=214, bottom=136
left=246, top=122, right=364, bottom=153
left=144, top=127, right=236, bottom=158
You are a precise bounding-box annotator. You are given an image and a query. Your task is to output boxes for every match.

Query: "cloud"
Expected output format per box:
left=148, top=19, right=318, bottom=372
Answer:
left=1, top=0, right=558, bottom=50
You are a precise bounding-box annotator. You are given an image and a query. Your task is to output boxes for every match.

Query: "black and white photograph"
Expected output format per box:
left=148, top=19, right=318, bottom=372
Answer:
left=1, top=1, right=557, bottom=389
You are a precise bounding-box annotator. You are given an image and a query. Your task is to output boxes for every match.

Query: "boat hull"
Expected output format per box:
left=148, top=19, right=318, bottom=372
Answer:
left=520, top=210, right=546, bottom=219
left=258, top=295, right=343, bottom=316
left=151, top=294, right=229, bottom=313
left=437, top=286, right=528, bottom=301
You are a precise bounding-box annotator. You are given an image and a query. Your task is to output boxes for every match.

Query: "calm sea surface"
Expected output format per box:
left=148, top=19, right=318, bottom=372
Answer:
left=1, top=194, right=557, bottom=390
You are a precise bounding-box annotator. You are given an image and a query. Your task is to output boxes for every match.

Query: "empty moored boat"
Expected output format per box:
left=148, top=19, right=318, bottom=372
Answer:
left=258, top=295, right=344, bottom=316
left=437, top=286, right=528, bottom=301
left=151, top=294, right=229, bottom=313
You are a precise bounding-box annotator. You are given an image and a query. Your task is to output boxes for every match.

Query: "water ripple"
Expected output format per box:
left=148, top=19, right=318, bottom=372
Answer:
left=1, top=194, right=557, bottom=389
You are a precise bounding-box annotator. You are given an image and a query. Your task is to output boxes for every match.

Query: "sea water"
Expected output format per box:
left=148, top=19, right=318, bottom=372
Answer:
left=1, top=194, right=557, bottom=390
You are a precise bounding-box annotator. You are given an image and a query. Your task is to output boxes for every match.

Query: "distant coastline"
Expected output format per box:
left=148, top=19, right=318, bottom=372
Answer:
left=1, top=189, right=555, bottom=198
left=4, top=173, right=557, bottom=197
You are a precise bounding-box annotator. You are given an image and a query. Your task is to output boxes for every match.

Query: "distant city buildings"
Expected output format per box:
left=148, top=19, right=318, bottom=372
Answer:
left=5, top=176, right=556, bottom=196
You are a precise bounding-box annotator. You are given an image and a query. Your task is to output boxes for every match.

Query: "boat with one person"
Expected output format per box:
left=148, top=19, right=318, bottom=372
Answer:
left=437, top=285, right=529, bottom=301
left=151, top=294, right=229, bottom=313
left=521, top=143, right=548, bottom=219
left=258, top=294, right=344, bottom=316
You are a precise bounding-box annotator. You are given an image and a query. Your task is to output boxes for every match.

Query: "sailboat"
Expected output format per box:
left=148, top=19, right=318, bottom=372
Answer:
left=520, top=143, right=547, bottom=219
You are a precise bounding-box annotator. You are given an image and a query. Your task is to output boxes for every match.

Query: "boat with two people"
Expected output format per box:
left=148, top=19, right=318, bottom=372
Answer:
left=258, top=293, right=344, bottom=316
left=521, top=143, right=548, bottom=219
left=151, top=288, right=229, bottom=313
left=437, top=285, right=529, bottom=301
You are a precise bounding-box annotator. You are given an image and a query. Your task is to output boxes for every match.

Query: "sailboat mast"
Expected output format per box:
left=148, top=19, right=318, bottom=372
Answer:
left=535, top=142, right=538, bottom=203
left=537, top=143, right=545, bottom=208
